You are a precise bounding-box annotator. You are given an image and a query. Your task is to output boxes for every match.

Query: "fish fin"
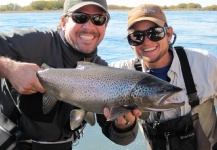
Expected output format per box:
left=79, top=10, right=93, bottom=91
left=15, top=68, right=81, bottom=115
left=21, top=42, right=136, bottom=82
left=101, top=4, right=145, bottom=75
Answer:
left=42, top=91, right=58, bottom=114
left=107, top=106, right=132, bottom=121
left=41, top=63, right=54, bottom=69
left=84, top=112, right=96, bottom=126
left=140, top=107, right=153, bottom=111
left=76, top=61, right=101, bottom=70
left=70, top=109, right=86, bottom=130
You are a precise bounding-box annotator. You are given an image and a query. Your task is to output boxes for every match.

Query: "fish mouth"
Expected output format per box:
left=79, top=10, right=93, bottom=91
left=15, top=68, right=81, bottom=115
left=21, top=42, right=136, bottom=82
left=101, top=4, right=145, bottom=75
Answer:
left=142, top=91, right=184, bottom=112
left=158, top=92, right=176, bottom=105
left=157, top=87, right=184, bottom=109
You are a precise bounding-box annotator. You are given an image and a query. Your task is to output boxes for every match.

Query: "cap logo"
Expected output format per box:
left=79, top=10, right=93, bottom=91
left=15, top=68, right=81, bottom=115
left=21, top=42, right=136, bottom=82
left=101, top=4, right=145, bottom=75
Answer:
left=131, top=8, right=156, bottom=17
left=143, top=8, right=155, bottom=13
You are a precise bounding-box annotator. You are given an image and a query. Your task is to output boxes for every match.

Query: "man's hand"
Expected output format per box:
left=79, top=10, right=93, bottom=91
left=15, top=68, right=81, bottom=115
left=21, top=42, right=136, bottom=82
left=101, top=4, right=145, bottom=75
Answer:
left=104, top=108, right=142, bottom=130
left=1, top=58, right=46, bottom=94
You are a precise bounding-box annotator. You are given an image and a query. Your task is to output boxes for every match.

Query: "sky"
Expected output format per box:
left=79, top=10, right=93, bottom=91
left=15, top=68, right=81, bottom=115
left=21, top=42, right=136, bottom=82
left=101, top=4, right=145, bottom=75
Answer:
left=0, top=0, right=216, bottom=7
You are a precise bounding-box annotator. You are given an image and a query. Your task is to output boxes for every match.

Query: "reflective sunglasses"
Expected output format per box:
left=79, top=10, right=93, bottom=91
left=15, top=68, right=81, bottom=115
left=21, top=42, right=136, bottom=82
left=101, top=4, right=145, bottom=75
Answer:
left=127, top=27, right=167, bottom=46
left=68, top=12, right=108, bottom=26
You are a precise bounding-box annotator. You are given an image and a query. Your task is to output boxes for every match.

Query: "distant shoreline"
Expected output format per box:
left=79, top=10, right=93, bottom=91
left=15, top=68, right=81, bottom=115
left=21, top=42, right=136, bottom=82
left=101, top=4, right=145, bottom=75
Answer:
left=0, top=9, right=131, bottom=13
left=1, top=9, right=214, bottom=14
left=1, top=2, right=216, bottom=13
left=0, top=10, right=62, bottom=14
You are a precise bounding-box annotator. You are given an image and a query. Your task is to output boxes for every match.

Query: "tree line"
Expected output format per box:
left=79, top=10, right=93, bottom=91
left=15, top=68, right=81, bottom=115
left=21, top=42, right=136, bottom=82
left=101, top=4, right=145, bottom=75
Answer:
left=0, top=1, right=64, bottom=11
left=0, top=1, right=217, bottom=12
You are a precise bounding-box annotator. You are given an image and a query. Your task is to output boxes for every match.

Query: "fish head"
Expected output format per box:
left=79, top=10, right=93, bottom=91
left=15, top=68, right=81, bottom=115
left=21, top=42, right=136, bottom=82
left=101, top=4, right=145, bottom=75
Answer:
left=130, top=75, right=183, bottom=111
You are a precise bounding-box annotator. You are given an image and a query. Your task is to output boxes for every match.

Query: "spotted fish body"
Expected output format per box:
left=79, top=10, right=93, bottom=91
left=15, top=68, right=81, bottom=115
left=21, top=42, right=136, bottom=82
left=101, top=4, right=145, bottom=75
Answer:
left=37, top=61, right=183, bottom=129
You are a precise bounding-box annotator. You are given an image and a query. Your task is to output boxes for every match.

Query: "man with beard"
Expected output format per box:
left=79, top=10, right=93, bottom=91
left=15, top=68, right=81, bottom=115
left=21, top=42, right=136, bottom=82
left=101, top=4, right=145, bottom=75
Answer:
left=0, top=0, right=141, bottom=149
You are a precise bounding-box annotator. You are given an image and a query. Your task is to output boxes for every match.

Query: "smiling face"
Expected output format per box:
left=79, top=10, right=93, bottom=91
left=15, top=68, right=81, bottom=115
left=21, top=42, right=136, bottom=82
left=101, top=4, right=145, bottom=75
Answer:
left=61, top=5, right=108, bottom=54
left=130, top=21, right=173, bottom=69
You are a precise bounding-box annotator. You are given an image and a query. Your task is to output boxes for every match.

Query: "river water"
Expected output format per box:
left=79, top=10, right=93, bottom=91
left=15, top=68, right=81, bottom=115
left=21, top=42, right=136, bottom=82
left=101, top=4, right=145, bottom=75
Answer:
left=0, top=10, right=217, bottom=150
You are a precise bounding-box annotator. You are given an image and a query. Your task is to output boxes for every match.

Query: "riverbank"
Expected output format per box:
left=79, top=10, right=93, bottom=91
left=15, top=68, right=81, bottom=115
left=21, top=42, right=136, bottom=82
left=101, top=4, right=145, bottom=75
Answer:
left=1, top=7, right=217, bottom=14
left=0, top=10, right=62, bottom=14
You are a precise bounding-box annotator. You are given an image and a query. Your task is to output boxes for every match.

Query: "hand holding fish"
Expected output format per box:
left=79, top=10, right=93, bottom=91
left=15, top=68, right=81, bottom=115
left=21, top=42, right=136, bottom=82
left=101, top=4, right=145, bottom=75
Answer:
left=104, top=108, right=142, bottom=129
left=1, top=59, right=45, bottom=94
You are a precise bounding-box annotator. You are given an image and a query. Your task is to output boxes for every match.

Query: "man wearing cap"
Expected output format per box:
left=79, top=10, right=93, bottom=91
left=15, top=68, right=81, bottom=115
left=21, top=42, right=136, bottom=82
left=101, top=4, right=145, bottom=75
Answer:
left=110, top=4, right=217, bottom=150
left=0, top=0, right=140, bottom=149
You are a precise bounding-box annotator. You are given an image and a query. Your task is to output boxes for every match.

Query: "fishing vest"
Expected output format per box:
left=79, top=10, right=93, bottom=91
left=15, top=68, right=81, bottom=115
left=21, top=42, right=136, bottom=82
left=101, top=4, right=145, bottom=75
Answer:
left=134, top=46, right=217, bottom=150
left=0, top=79, right=86, bottom=150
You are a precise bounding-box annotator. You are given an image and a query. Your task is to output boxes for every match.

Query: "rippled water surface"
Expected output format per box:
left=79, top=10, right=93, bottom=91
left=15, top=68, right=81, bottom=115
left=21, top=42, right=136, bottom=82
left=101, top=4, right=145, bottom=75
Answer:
left=0, top=10, right=217, bottom=150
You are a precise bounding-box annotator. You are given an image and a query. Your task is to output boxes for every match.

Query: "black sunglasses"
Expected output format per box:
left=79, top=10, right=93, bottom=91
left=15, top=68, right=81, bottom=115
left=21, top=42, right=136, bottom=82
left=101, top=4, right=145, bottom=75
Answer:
left=67, top=12, right=108, bottom=26
left=127, top=27, right=167, bottom=46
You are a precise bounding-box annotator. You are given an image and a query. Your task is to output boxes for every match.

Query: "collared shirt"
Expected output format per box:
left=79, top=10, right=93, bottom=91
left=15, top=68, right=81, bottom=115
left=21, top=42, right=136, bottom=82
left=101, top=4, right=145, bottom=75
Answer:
left=110, top=47, right=217, bottom=146
left=110, top=47, right=217, bottom=119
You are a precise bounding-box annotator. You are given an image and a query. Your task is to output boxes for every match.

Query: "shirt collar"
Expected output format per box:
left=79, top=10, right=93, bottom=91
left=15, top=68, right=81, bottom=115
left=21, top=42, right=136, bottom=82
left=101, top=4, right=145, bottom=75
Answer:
left=169, top=47, right=182, bottom=78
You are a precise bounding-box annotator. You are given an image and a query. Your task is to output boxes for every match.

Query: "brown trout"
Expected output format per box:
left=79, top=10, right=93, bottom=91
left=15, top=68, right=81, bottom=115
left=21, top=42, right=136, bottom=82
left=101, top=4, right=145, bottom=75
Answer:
left=37, top=61, right=183, bottom=129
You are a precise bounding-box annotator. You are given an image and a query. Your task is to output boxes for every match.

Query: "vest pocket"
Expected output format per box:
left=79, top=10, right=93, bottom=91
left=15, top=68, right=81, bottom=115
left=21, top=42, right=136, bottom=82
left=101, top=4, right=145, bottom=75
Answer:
left=143, top=113, right=198, bottom=150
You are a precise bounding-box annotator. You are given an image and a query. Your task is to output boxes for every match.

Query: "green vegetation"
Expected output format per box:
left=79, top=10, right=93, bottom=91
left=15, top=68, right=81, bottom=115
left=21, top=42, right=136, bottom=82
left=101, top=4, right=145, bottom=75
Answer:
left=0, top=1, right=217, bottom=12
left=203, top=5, right=217, bottom=10
left=0, top=0, right=64, bottom=11
left=30, top=1, right=63, bottom=10
left=0, top=3, right=21, bottom=11
left=161, top=3, right=202, bottom=10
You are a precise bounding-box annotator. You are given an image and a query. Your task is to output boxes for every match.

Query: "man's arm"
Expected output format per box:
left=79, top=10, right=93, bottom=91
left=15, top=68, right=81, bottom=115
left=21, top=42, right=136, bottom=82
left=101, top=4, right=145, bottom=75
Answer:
left=0, top=29, right=57, bottom=94
left=0, top=56, right=45, bottom=94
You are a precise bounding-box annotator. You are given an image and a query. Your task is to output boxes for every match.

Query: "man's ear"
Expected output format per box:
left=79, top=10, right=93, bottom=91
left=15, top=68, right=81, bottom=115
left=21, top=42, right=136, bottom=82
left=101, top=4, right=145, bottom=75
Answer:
left=167, top=27, right=173, bottom=41
left=61, top=17, right=66, bottom=30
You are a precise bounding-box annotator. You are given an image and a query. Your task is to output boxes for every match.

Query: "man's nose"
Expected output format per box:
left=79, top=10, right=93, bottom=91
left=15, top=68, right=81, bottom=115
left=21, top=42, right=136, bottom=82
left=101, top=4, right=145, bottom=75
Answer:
left=83, top=19, right=95, bottom=28
left=141, top=36, right=153, bottom=45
